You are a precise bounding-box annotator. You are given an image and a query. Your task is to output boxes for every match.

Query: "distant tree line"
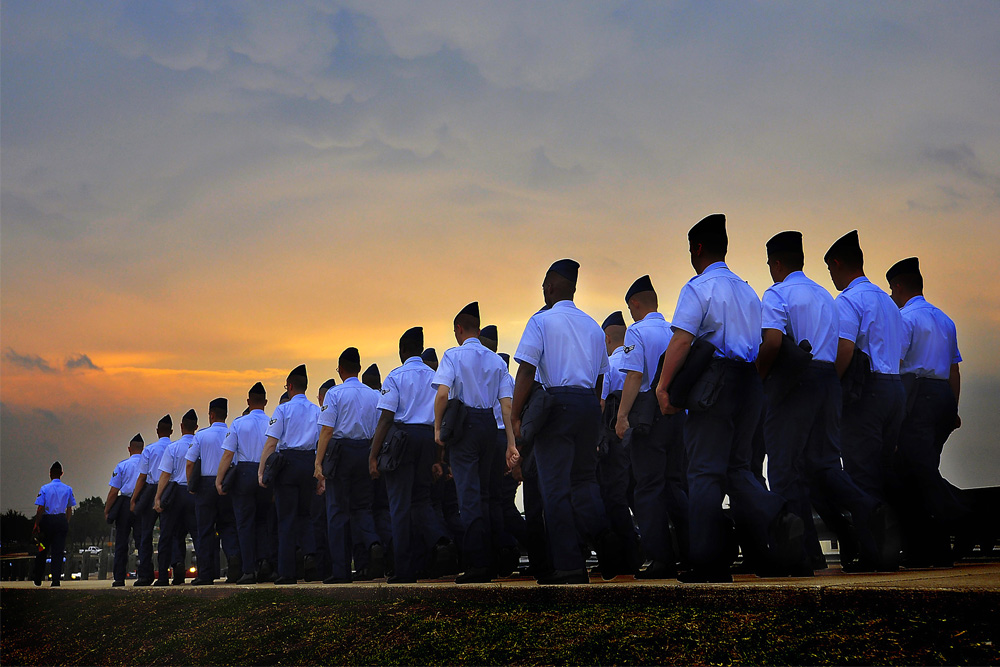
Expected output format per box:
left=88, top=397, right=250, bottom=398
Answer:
left=1, top=496, right=111, bottom=554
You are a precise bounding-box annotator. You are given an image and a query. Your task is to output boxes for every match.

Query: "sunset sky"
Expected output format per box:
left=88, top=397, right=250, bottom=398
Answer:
left=2, top=1, right=999, bottom=513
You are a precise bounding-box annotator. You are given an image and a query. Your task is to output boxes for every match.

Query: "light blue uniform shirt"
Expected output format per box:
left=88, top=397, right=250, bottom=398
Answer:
left=671, top=262, right=763, bottom=362
left=601, top=346, right=626, bottom=400
left=139, top=437, right=171, bottom=479
left=186, top=421, right=229, bottom=477
left=266, top=393, right=320, bottom=451
left=899, top=296, right=962, bottom=379
left=433, top=337, right=514, bottom=409
left=621, top=312, right=672, bottom=391
left=109, top=453, right=143, bottom=496
left=159, top=434, right=195, bottom=484
left=835, top=276, right=904, bottom=375
left=223, top=409, right=269, bottom=464
left=493, top=370, right=515, bottom=428
left=761, top=270, right=839, bottom=364
left=35, top=479, right=76, bottom=515
left=515, top=300, right=611, bottom=390
left=318, top=377, right=380, bottom=439
left=378, top=356, right=437, bottom=426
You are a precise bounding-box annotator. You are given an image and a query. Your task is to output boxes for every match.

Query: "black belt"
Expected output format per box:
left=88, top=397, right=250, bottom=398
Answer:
left=465, top=407, right=494, bottom=416
left=809, top=360, right=835, bottom=369
left=547, top=386, right=593, bottom=395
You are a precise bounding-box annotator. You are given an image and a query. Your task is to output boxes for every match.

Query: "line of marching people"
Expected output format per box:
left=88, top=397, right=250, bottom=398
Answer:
left=92, top=214, right=969, bottom=586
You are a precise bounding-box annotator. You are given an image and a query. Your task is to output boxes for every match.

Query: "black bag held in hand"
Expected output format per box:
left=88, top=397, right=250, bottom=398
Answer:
left=667, top=336, right=717, bottom=410
left=321, top=440, right=342, bottom=479
left=628, top=390, right=659, bottom=436
left=187, top=458, right=202, bottom=494
left=105, top=495, right=125, bottom=524
left=377, top=425, right=408, bottom=473
left=261, top=451, right=286, bottom=487
left=133, top=484, right=155, bottom=514
left=439, top=398, right=468, bottom=446
left=159, top=481, right=178, bottom=510
left=841, top=348, right=871, bottom=407
left=763, top=336, right=813, bottom=406
left=220, top=464, right=238, bottom=494
left=518, top=383, right=555, bottom=449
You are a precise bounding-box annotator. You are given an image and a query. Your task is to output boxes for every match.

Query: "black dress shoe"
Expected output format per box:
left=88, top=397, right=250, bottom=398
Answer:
left=386, top=575, right=417, bottom=584
left=635, top=561, right=677, bottom=580
left=677, top=570, right=732, bottom=583
left=152, top=579, right=170, bottom=587
left=112, top=580, right=125, bottom=587
left=323, top=575, right=353, bottom=584
left=51, top=581, right=60, bottom=587
left=172, top=575, right=185, bottom=585
left=353, top=568, right=375, bottom=581
left=236, top=573, right=256, bottom=585
left=191, top=577, right=214, bottom=585
left=274, top=576, right=297, bottom=585
left=537, top=569, right=589, bottom=585
left=303, top=554, right=319, bottom=582
left=367, top=543, right=386, bottom=579
left=455, top=567, right=493, bottom=584
left=133, top=579, right=153, bottom=587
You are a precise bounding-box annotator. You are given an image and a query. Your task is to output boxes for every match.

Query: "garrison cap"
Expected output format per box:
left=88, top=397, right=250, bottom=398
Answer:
left=158, top=414, right=172, bottom=429
left=50, top=461, right=62, bottom=475
left=248, top=382, right=266, bottom=397
left=421, top=348, right=438, bottom=363
left=319, top=378, right=337, bottom=392
left=625, top=275, right=655, bottom=303
left=288, top=364, right=308, bottom=382
left=130, top=433, right=144, bottom=445
left=182, top=409, right=198, bottom=424
left=602, top=311, right=627, bottom=330
left=480, top=325, right=498, bottom=342
left=458, top=302, right=480, bottom=320
left=401, top=327, right=423, bottom=345
left=824, top=230, right=861, bottom=263
left=242, top=407, right=251, bottom=416
left=688, top=213, right=727, bottom=245
left=339, top=347, right=361, bottom=366
left=209, top=397, right=227, bottom=413
left=547, top=259, right=579, bottom=283
left=362, top=364, right=381, bottom=390
left=279, top=392, right=290, bottom=404
left=886, top=257, right=920, bottom=284
left=766, top=231, right=803, bottom=256
left=499, top=352, right=510, bottom=367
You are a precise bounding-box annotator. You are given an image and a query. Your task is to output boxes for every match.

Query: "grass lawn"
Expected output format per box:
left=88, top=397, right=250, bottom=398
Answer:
left=2, top=588, right=998, bottom=665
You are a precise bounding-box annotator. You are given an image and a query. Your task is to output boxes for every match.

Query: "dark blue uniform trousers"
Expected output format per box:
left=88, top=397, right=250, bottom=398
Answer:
left=765, top=362, right=880, bottom=563
left=629, top=411, right=689, bottom=565
left=159, top=484, right=196, bottom=580
left=597, top=433, right=641, bottom=568
left=448, top=409, right=497, bottom=570
left=895, top=378, right=970, bottom=555
left=311, top=489, right=331, bottom=579
left=489, top=430, right=519, bottom=556
left=519, top=448, right=550, bottom=573
left=684, top=362, right=787, bottom=573
left=325, top=439, right=380, bottom=579
left=36, top=514, right=69, bottom=584
left=841, top=374, right=905, bottom=502
left=194, top=477, right=240, bottom=580
left=232, top=461, right=273, bottom=575
left=384, top=424, right=451, bottom=580
left=113, top=503, right=139, bottom=582
left=273, top=450, right=317, bottom=580
left=136, top=501, right=159, bottom=581
left=533, top=388, right=610, bottom=572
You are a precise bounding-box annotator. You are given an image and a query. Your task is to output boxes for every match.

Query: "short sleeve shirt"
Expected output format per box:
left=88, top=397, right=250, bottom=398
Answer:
left=899, top=296, right=962, bottom=379
left=670, top=262, right=762, bottom=362
left=109, top=453, right=143, bottom=496
left=621, top=312, right=672, bottom=391
left=265, top=393, right=321, bottom=451
left=223, top=410, right=269, bottom=464
left=35, top=479, right=76, bottom=515
left=139, top=437, right=171, bottom=479
left=601, top=346, right=626, bottom=400
left=433, top=338, right=513, bottom=409
left=186, top=421, right=229, bottom=477
left=514, top=300, right=611, bottom=389
left=378, top=356, right=437, bottom=426
left=835, top=276, right=904, bottom=374
left=760, top=271, right=839, bottom=363
left=159, top=434, right=195, bottom=484
left=318, top=377, right=380, bottom=439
